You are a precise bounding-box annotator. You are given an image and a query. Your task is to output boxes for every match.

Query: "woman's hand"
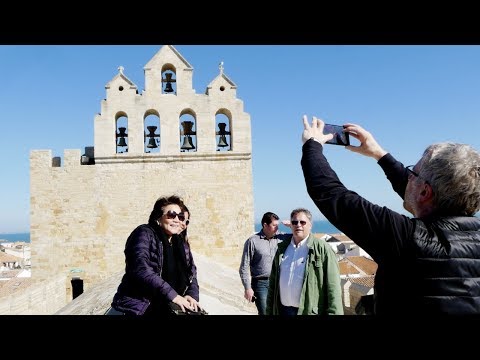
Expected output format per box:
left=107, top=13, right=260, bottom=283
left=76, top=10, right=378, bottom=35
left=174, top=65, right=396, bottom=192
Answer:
left=184, top=295, right=201, bottom=312
left=172, top=294, right=194, bottom=312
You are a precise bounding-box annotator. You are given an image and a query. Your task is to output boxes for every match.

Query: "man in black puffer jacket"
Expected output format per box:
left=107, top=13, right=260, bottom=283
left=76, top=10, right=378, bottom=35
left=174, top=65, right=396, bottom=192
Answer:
left=300, top=115, right=480, bottom=315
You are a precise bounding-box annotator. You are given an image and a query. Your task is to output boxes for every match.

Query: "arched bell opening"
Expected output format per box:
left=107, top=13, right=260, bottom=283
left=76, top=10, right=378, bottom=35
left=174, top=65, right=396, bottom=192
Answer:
left=161, top=64, right=177, bottom=95
left=115, top=112, right=129, bottom=154
left=144, top=111, right=161, bottom=153
left=179, top=111, right=197, bottom=153
left=215, top=111, right=232, bottom=152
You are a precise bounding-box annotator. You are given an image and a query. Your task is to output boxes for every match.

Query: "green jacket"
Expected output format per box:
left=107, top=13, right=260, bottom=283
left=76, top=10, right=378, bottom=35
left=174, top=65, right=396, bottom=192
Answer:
left=266, top=234, right=343, bottom=315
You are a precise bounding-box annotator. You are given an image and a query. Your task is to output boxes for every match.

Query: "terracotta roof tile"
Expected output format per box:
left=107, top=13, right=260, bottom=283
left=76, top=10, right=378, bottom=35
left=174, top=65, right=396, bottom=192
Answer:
left=347, top=276, right=375, bottom=288
left=339, top=256, right=377, bottom=275
left=339, top=261, right=360, bottom=275
left=347, top=256, right=377, bottom=275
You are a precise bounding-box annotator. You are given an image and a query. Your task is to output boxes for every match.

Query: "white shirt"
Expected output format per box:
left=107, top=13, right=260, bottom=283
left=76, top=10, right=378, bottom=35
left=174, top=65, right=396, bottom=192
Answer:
left=279, top=236, right=309, bottom=307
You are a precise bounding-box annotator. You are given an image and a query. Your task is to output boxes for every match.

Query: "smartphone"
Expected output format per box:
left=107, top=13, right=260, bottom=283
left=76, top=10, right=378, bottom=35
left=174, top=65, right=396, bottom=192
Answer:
left=323, top=124, right=350, bottom=146
left=251, top=295, right=257, bottom=303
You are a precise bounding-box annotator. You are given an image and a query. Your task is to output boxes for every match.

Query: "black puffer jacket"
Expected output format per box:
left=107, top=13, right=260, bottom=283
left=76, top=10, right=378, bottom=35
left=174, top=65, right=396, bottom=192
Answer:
left=373, top=216, right=480, bottom=315
left=112, top=224, right=199, bottom=315
left=409, top=216, right=480, bottom=314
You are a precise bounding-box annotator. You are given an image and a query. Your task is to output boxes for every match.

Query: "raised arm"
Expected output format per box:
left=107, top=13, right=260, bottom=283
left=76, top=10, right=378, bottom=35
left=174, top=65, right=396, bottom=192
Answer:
left=300, top=116, right=415, bottom=260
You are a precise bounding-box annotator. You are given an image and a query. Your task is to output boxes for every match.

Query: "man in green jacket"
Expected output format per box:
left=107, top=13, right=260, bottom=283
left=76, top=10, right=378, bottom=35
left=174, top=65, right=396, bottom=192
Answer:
left=266, top=208, right=343, bottom=315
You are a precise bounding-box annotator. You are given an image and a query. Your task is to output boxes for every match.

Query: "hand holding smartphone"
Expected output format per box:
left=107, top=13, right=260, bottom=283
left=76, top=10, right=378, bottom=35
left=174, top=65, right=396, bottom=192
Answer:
left=323, top=124, right=350, bottom=146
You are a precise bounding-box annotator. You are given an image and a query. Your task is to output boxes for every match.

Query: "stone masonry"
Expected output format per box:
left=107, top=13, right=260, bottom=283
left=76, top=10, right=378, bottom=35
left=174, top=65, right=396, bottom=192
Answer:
left=30, top=45, right=254, bottom=311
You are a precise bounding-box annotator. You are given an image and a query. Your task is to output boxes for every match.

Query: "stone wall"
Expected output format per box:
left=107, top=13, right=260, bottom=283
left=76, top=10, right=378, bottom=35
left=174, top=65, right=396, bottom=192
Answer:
left=0, top=274, right=67, bottom=315
left=30, top=150, right=254, bottom=296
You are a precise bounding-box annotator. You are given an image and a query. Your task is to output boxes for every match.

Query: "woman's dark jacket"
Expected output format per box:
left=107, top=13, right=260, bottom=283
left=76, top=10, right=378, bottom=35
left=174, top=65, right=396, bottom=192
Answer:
left=111, top=224, right=199, bottom=315
left=301, top=138, right=480, bottom=315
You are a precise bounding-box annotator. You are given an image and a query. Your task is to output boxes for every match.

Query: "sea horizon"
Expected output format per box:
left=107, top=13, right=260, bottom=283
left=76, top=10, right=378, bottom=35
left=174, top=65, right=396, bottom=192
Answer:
left=0, top=232, right=30, bottom=243
left=0, top=221, right=340, bottom=244
left=255, top=220, right=340, bottom=235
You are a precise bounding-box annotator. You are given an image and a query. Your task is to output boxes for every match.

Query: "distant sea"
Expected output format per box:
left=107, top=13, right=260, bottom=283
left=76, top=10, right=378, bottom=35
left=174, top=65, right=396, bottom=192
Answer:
left=255, top=220, right=340, bottom=235
left=0, top=221, right=339, bottom=244
left=0, top=233, right=30, bottom=243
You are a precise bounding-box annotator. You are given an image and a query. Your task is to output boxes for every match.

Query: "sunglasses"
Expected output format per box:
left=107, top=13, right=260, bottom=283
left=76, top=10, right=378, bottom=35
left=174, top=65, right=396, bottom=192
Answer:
left=165, top=210, right=185, bottom=222
left=291, top=220, right=307, bottom=226
left=406, top=165, right=420, bottom=178
left=406, top=165, right=430, bottom=185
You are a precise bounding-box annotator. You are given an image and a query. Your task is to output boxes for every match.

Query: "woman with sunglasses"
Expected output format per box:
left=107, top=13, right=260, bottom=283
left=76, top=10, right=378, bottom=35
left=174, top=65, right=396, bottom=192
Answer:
left=109, top=195, right=202, bottom=315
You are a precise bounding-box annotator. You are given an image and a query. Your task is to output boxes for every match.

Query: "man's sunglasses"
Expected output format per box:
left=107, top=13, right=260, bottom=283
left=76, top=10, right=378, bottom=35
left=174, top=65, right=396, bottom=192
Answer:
left=291, top=220, right=307, bottom=226
left=165, top=210, right=185, bottom=222
left=406, top=165, right=430, bottom=185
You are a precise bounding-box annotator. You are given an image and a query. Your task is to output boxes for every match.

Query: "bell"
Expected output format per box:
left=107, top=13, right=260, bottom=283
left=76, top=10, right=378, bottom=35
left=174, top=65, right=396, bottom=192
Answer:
left=117, top=137, right=127, bottom=147
left=147, top=137, right=158, bottom=148
left=181, top=121, right=194, bottom=135
left=117, top=126, right=128, bottom=147
left=164, top=82, right=174, bottom=93
left=181, top=135, right=195, bottom=151
left=217, top=122, right=227, bottom=134
left=163, top=72, right=176, bottom=93
left=146, top=125, right=157, bottom=135
left=217, top=135, right=229, bottom=147
left=117, top=127, right=128, bottom=137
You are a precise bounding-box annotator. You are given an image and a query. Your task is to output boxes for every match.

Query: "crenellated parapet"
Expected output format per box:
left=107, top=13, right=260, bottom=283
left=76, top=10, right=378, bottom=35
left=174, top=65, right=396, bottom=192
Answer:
left=30, top=150, right=55, bottom=168
left=30, top=149, right=93, bottom=169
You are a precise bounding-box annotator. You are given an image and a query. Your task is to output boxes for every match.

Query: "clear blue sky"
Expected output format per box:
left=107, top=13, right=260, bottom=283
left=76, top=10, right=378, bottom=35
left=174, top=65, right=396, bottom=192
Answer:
left=1, top=45, right=479, bottom=233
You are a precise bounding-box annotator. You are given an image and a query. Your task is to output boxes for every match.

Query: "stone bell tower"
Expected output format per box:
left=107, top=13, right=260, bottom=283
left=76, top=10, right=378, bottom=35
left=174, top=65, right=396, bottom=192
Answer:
left=30, top=45, right=254, bottom=311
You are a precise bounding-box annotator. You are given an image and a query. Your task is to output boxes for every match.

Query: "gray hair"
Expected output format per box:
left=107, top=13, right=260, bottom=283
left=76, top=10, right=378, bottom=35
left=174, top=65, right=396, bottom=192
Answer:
left=420, top=142, right=480, bottom=216
left=290, top=208, right=313, bottom=221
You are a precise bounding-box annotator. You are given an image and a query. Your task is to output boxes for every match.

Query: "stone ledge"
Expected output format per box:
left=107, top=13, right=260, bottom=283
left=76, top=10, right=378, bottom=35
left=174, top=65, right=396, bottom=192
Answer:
left=55, top=251, right=256, bottom=315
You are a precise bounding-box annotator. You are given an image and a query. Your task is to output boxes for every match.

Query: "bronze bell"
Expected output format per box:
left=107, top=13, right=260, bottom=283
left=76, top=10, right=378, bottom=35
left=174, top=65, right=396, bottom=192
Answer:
left=181, top=121, right=194, bottom=135
left=117, top=126, right=128, bottom=147
left=147, top=137, right=158, bottom=148
left=217, top=122, right=227, bottom=134
left=217, top=135, right=228, bottom=147
left=164, top=73, right=175, bottom=93
left=117, top=126, right=128, bottom=137
left=181, top=135, right=195, bottom=151
left=217, top=122, right=229, bottom=148
left=117, top=137, right=127, bottom=147
left=164, top=82, right=174, bottom=93
left=146, top=125, right=157, bottom=135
